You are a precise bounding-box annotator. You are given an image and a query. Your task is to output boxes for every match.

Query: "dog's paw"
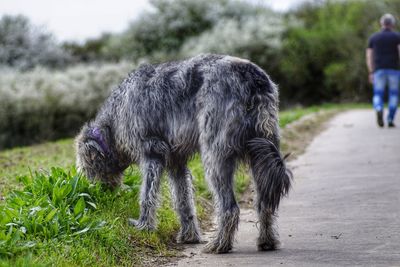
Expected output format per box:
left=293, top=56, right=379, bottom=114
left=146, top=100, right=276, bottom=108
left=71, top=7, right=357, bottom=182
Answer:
left=177, top=230, right=201, bottom=244
left=202, top=240, right=232, bottom=254
left=128, top=218, right=155, bottom=231
left=257, top=238, right=280, bottom=251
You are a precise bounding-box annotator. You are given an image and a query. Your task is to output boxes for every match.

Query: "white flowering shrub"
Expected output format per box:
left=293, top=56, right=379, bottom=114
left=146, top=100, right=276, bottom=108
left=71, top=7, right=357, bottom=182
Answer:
left=0, top=15, right=72, bottom=70
left=0, top=62, right=134, bottom=149
left=179, top=12, right=284, bottom=69
left=109, top=0, right=268, bottom=61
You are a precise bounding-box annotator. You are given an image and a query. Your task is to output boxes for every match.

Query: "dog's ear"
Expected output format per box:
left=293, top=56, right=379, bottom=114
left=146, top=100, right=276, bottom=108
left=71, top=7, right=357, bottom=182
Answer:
left=76, top=123, right=107, bottom=161
left=85, top=139, right=105, bottom=159
left=81, top=124, right=112, bottom=158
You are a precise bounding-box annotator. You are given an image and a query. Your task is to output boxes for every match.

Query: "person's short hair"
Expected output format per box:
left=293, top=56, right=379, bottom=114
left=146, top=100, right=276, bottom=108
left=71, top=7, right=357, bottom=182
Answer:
left=380, top=13, right=396, bottom=26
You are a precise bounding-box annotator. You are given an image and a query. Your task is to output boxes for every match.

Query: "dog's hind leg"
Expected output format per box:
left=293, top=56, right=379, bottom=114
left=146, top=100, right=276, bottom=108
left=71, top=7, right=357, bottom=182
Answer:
left=168, top=165, right=201, bottom=244
left=256, top=206, right=279, bottom=251
left=201, top=153, right=240, bottom=254
left=129, top=157, right=164, bottom=230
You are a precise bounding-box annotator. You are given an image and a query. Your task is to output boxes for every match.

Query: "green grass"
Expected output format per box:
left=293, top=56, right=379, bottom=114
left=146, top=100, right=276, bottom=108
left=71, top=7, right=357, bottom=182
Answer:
left=279, top=103, right=369, bottom=128
left=0, top=144, right=184, bottom=265
left=0, top=166, right=181, bottom=266
left=0, top=139, right=75, bottom=193
left=0, top=103, right=369, bottom=266
left=1, top=168, right=107, bottom=257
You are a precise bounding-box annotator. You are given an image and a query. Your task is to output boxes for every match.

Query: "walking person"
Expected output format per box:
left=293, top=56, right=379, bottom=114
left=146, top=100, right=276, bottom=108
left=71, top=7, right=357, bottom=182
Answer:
left=366, top=13, right=400, bottom=127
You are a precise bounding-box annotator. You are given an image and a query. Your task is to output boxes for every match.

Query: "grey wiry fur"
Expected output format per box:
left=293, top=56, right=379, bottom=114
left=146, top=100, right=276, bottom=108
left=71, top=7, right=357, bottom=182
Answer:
left=75, top=54, right=292, bottom=253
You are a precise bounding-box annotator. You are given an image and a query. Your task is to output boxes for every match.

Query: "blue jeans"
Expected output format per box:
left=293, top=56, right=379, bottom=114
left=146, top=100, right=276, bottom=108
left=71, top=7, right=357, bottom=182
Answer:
left=373, top=69, right=399, bottom=122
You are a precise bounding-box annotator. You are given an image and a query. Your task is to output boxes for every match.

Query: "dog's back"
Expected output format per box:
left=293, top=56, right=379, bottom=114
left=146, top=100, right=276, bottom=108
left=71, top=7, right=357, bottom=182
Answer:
left=105, top=54, right=279, bottom=161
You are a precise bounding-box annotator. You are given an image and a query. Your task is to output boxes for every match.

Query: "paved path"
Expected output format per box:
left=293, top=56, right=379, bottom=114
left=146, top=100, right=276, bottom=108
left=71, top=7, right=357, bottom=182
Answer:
left=168, top=110, right=400, bottom=267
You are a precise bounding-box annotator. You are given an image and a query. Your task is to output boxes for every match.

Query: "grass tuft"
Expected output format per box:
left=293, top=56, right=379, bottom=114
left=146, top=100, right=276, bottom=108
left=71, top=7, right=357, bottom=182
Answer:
left=0, top=166, right=181, bottom=266
left=0, top=168, right=110, bottom=257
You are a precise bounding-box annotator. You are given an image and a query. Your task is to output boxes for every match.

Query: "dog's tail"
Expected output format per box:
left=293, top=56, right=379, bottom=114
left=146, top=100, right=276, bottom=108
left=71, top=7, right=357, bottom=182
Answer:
left=247, top=137, right=292, bottom=213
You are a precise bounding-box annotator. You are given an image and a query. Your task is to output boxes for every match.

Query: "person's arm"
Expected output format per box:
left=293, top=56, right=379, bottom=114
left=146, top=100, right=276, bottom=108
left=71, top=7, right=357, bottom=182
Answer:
left=366, top=48, right=374, bottom=84
left=398, top=44, right=400, bottom=61
left=366, top=48, right=374, bottom=73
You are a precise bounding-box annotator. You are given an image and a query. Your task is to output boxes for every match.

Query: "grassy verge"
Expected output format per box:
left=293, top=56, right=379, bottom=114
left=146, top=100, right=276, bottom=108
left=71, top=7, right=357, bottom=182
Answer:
left=0, top=103, right=368, bottom=266
left=279, top=103, right=369, bottom=157
left=279, top=103, right=369, bottom=128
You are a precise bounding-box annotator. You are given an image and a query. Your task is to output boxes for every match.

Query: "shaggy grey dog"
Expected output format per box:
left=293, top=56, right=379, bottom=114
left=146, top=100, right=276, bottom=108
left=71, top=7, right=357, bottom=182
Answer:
left=75, top=54, right=292, bottom=253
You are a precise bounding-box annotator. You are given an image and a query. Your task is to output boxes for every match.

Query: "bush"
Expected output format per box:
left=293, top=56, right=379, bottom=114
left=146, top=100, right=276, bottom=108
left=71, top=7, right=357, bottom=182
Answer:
left=179, top=10, right=284, bottom=78
left=105, top=0, right=270, bottom=62
left=0, top=62, right=134, bottom=149
left=0, top=15, right=72, bottom=70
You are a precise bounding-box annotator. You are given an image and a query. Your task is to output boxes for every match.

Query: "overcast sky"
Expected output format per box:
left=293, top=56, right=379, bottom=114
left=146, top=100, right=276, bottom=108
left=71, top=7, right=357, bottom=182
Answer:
left=0, top=0, right=304, bottom=42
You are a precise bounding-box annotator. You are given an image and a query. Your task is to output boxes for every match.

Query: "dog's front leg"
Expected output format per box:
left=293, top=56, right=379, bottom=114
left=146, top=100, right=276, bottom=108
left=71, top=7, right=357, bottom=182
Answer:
left=168, top=166, right=201, bottom=244
left=129, top=158, right=164, bottom=230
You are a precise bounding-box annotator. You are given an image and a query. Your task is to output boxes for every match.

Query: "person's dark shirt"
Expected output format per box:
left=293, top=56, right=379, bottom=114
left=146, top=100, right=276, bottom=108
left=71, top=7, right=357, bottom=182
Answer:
left=368, top=28, right=400, bottom=71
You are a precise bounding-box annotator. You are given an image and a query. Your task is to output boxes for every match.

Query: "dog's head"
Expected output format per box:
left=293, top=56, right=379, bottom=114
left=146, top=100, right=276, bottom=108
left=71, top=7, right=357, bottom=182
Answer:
left=75, top=123, right=127, bottom=188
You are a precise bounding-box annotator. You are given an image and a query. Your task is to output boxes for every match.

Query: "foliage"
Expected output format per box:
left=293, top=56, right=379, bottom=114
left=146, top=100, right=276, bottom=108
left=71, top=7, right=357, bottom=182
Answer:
left=280, top=0, right=400, bottom=104
left=0, top=164, right=181, bottom=266
left=0, top=168, right=108, bottom=257
left=0, top=15, right=71, bottom=70
left=122, top=0, right=216, bottom=59
left=63, top=33, right=119, bottom=63
left=179, top=10, right=284, bottom=80
left=104, top=0, right=274, bottom=62
left=0, top=62, right=134, bottom=149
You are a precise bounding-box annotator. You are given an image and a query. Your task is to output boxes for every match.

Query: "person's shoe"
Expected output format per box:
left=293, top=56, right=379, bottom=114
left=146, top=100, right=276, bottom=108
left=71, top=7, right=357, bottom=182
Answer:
left=388, top=121, right=395, bottom=128
left=376, top=110, right=384, bottom=127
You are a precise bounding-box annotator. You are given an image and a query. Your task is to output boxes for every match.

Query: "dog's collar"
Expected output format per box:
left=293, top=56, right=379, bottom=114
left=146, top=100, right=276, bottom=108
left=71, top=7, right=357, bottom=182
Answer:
left=89, top=127, right=110, bottom=155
